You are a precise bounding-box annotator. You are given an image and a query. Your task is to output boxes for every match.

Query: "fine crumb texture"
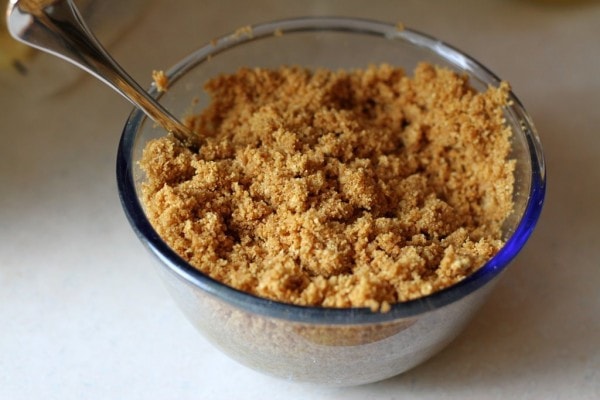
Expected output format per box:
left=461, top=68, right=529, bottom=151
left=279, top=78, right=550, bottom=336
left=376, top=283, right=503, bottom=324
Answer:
left=152, top=70, right=168, bottom=92
left=141, top=63, right=514, bottom=311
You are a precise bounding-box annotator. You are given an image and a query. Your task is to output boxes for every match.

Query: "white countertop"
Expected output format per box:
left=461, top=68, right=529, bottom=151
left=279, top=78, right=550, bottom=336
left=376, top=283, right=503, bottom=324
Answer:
left=1, top=1, right=599, bottom=399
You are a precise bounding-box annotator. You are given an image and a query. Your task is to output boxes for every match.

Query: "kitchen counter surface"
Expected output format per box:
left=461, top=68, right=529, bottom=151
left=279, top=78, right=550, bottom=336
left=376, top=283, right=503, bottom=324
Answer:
left=1, top=1, right=598, bottom=399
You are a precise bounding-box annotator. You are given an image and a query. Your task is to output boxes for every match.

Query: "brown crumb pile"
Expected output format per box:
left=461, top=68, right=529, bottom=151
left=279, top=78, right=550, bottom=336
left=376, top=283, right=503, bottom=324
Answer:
left=141, top=63, right=514, bottom=312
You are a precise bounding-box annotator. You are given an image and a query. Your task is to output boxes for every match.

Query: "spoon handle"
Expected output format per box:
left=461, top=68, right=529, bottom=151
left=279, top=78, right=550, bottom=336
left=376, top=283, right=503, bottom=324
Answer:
left=7, top=0, right=198, bottom=146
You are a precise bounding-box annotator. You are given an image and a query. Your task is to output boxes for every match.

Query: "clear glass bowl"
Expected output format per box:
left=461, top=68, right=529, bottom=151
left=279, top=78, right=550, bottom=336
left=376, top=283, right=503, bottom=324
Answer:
left=116, top=17, right=546, bottom=386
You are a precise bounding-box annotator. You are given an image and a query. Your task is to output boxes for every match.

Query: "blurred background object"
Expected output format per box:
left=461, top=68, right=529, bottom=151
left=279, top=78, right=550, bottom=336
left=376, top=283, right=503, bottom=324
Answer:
left=0, top=9, right=32, bottom=73
left=0, top=0, right=147, bottom=97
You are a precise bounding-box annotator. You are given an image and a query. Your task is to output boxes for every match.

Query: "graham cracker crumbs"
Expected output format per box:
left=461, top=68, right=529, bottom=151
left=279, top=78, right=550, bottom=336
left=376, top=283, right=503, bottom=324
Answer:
left=233, top=25, right=253, bottom=39
left=152, top=70, right=169, bottom=92
left=396, top=21, right=405, bottom=31
left=141, top=63, right=514, bottom=312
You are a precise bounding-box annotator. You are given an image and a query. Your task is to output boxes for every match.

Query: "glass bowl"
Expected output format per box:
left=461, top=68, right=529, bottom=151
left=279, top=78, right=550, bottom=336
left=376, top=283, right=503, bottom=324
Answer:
left=116, top=17, right=545, bottom=386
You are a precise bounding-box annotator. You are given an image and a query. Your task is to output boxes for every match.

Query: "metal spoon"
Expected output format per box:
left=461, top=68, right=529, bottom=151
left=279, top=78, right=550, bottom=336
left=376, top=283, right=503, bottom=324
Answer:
left=6, top=0, right=200, bottom=148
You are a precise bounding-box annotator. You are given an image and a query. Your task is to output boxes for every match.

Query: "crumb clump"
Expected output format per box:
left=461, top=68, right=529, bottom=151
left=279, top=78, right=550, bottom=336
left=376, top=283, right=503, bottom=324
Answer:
left=232, top=25, right=253, bottom=39
left=152, top=70, right=169, bottom=92
left=141, top=63, right=514, bottom=311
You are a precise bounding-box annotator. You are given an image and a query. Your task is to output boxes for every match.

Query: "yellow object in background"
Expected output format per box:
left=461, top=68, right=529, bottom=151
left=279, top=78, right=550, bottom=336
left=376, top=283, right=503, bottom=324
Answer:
left=0, top=0, right=147, bottom=96
left=0, top=6, right=33, bottom=73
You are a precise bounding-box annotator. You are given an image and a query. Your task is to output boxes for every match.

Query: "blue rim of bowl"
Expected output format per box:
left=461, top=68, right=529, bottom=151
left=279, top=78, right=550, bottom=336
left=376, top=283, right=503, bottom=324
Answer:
left=116, top=16, right=546, bottom=324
